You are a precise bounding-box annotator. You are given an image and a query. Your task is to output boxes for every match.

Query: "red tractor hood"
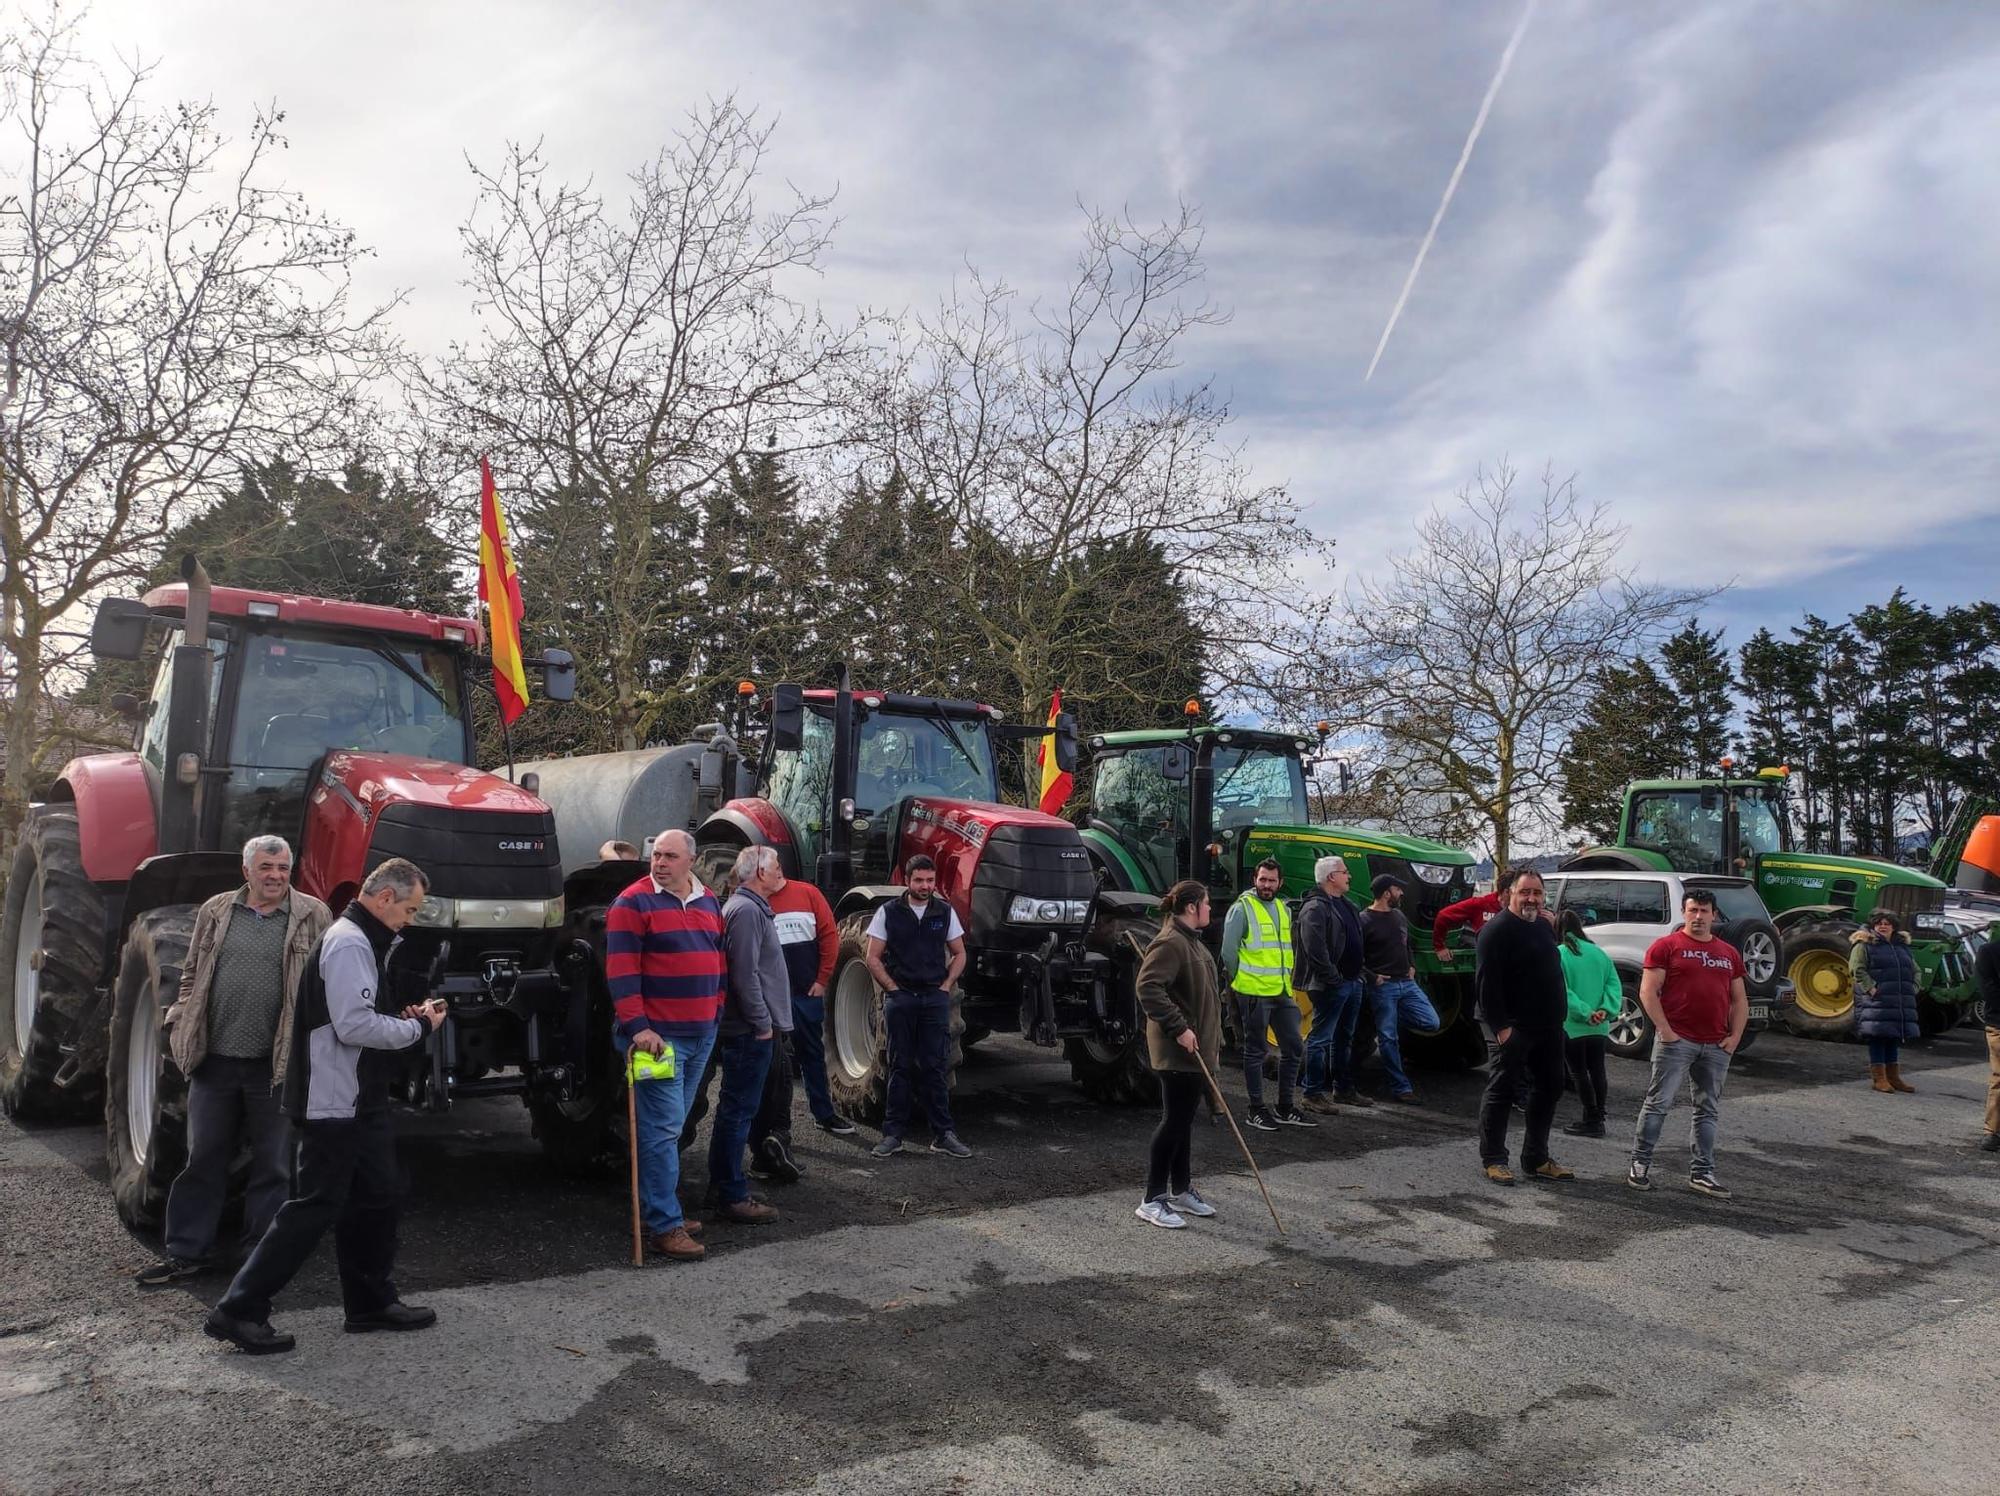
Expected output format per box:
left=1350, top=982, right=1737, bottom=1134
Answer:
left=898, top=797, right=1069, bottom=855
left=317, top=751, right=549, bottom=818
left=896, top=797, right=1091, bottom=929
left=298, top=751, right=553, bottom=905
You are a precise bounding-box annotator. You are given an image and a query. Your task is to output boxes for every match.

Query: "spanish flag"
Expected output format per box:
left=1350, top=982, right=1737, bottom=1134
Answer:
left=1036, top=689, right=1072, bottom=815
left=477, top=457, right=529, bottom=725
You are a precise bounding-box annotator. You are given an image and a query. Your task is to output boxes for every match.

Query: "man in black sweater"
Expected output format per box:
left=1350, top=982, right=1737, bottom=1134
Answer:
left=1475, top=870, right=1572, bottom=1185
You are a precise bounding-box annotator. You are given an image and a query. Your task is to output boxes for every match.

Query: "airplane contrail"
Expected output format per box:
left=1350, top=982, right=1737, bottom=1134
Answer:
left=1365, top=0, right=1539, bottom=382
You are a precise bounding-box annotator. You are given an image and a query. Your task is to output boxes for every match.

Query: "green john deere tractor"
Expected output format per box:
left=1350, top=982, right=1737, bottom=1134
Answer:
left=1565, top=767, right=1973, bottom=1038
left=1068, top=723, right=1487, bottom=1100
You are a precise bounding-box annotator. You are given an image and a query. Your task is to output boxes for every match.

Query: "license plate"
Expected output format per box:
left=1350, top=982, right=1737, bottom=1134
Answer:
left=1748, top=1004, right=1772, bottom=1023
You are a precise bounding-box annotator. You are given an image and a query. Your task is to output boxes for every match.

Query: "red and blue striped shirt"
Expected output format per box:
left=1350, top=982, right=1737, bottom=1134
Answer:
left=605, top=877, right=726, bottom=1039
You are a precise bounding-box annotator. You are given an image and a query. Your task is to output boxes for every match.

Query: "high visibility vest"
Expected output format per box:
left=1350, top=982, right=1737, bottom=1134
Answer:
left=1232, top=894, right=1293, bottom=997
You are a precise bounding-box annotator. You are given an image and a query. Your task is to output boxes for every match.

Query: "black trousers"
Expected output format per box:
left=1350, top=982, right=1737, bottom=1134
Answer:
left=750, top=1029, right=796, bottom=1149
left=1479, top=1025, right=1566, bottom=1169
left=217, top=1110, right=403, bottom=1323
left=1565, top=1034, right=1609, bottom=1123
left=1146, top=1071, right=1204, bottom=1202
left=164, top=1055, right=290, bottom=1262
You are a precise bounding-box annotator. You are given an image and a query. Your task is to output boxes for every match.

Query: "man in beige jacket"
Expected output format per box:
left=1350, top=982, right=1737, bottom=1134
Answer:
left=136, top=836, right=330, bottom=1286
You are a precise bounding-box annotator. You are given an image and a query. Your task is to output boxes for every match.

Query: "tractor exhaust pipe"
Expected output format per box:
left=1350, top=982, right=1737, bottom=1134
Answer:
left=180, top=553, right=212, bottom=647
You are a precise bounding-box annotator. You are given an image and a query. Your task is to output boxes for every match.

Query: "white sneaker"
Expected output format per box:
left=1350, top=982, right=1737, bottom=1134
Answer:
left=1168, top=1188, right=1216, bottom=1218
left=1134, top=1199, right=1187, bottom=1229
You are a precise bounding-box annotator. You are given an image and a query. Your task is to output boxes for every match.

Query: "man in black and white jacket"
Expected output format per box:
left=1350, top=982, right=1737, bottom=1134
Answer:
left=205, top=858, right=446, bottom=1355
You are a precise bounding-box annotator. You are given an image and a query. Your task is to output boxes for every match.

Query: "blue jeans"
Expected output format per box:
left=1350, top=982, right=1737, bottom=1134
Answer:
left=1369, top=977, right=1441, bottom=1094
left=1303, top=979, right=1365, bottom=1098
left=791, top=994, right=836, bottom=1121
left=707, top=1030, right=775, bottom=1205
left=1631, top=1037, right=1731, bottom=1176
left=627, top=1025, right=717, bottom=1235
left=1866, top=1039, right=1901, bottom=1065
left=884, top=987, right=954, bottom=1138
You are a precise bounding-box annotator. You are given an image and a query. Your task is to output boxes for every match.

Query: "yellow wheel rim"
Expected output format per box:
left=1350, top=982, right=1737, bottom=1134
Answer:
left=1790, top=949, right=1854, bottom=1020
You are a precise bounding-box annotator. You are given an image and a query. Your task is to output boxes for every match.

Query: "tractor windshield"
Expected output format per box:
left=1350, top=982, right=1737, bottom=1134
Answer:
left=1628, top=787, right=1783, bottom=874
left=1210, top=745, right=1308, bottom=829
left=854, top=710, right=997, bottom=810
left=220, top=630, right=472, bottom=846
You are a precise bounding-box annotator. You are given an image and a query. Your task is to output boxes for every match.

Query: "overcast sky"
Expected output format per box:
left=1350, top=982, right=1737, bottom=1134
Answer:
left=87, top=0, right=2000, bottom=648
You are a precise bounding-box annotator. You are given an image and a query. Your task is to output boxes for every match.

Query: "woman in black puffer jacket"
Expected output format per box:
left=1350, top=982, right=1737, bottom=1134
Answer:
left=1851, top=909, right=1920, bottom=1094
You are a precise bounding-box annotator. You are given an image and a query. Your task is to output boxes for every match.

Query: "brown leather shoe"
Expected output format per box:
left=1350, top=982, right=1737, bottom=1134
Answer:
left=1483, top=1163, right=1515, bottom=1185
left=1886, top=1063, right=1916, bottom=1094
left=1530, top=1160, right=1575, bottom=1181
left=719, top=1198, right=780, bottom=1225
left=1869, top=1064, right=1894, bottom=1093
left=682, top=1219, right=704, bottom=1238
left=647, top=1227, right=705, bottom=1261
left=1299, top=1094, right=1341, bottom=1116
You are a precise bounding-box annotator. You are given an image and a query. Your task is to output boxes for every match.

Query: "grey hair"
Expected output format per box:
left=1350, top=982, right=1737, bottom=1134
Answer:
left=242, top=835, right=292, bottom=869
left=732, top=844, right=780, bottom=883
left=1314, top=855, right=1347, bottom=884
left=360, top=858, right=429, bottom=901
left=652, top=828, right=695, bottom=856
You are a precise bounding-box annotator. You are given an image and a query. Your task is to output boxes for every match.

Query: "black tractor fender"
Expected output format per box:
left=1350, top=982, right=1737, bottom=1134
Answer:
left=833, top=886, right=903, bottom=924
left=1559, top=847, right=1658, bottom=872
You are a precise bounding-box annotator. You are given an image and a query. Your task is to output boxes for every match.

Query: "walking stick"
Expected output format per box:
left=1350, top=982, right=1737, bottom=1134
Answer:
left=626, top=1069, right=644, bottom=1267
left=1190, top=1047, right=1285, bottom=1237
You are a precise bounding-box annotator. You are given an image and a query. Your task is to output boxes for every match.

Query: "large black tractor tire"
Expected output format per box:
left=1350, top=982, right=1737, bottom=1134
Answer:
left=1064, top=916, right=1159, bottom=1106
left=1782, top=924, right=1860, bottom=1039
left=528, top=904, right=623, bottom=1174
left=824, top=910, right=964, bottom=1126
left=695, top=841, right=740, bottom=898
left=104, top=907, right=196, bottom=1231
left=0, top=811, right=108, bottom=1119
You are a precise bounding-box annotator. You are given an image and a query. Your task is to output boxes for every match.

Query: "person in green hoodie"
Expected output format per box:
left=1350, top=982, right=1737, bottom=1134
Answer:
left=1557, top=909, right=1618, bottom=1138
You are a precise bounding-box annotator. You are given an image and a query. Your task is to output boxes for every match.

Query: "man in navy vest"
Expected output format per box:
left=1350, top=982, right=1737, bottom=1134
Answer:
left=863, top=854, right=971, bottom=1159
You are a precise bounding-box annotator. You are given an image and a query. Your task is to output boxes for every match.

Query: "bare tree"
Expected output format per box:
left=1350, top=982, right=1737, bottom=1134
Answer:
left=1338, top=462, right=1717, bottom=869
left=421, top=101, right=868, bottom=750
left=874, top=205, right=1336, bottom=734
left=0, top=7, right=396, bottom=849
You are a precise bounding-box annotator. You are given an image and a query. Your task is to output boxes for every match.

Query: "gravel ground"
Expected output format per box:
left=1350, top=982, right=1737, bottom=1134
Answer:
left=4, top=1025, right=1998, bottom=1494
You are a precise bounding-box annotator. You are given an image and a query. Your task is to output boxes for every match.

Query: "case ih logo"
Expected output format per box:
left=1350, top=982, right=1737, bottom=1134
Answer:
left=905, top=802, right=987, bottom=847
left=497, top=839, right=546, bottom=852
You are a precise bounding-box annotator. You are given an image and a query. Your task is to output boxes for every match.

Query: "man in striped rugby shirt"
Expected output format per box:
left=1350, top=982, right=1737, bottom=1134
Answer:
left=607, top=828, right=727, bottom=1262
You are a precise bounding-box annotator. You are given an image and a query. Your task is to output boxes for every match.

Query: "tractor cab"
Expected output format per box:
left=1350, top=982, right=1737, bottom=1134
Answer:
left=1619, top=778, right=1788, bottom=876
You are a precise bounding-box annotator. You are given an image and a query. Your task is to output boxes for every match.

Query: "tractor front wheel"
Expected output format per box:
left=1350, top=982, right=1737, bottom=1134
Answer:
left=104, top=907, right=196, bottom=1231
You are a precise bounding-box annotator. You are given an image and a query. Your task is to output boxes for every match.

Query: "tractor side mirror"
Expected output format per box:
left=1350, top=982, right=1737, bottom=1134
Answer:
left=770, top=683, right=804, bottom=752
left=540, top=649, right=576, bottom=703
left=1052, top=711, right=1079, bottom=774
left=1162, top=743, right=1191, bottom=782
left=91, top=597, right=153, bottom=661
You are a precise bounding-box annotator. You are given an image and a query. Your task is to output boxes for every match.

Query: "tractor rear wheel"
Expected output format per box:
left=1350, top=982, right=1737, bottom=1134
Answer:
left=1783, top=925, right=1859, bottom=1039
left=104, top=906, right=196, bottom=1231
left=825, top=910, right=963, bottom=1126
left=0, top=811, right=106, bottom=1119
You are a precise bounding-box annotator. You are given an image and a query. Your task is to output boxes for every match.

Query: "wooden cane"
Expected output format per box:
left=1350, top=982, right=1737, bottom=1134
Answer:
left=626, top=1069, right=644, bottom=1267
left=1191, top=1047, right=1285, bottom=1237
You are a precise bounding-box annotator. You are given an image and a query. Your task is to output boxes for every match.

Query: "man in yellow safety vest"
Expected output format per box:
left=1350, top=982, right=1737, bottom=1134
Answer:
left=1221, top=857, right=1314, bottom=1132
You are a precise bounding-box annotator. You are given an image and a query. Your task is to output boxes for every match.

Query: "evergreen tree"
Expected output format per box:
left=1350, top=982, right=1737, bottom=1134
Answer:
left=1559, top=658, right=1683, bottom=841
left=1660, top=619, right=1734, bottom=773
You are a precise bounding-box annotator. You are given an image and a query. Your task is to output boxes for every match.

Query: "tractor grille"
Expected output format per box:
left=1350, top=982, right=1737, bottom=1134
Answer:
left=1872, top=882, right=1946, bottom=928
left=369, top=803, right=563, bottom=900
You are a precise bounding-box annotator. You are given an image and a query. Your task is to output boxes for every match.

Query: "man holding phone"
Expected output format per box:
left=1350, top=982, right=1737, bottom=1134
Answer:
left=205, top=859, right=446, bottom=1355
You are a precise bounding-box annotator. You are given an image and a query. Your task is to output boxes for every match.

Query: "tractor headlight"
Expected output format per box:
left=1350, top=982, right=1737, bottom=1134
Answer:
left=1411, top=863, right=1457, bottom=885
left=410, top=896, right=565, bottom=929
left=1007, top=895, right=1091, bottom=925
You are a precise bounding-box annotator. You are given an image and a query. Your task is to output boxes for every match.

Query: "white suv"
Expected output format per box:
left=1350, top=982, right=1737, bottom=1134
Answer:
left=1539, top=872, right=1783, bottom=1059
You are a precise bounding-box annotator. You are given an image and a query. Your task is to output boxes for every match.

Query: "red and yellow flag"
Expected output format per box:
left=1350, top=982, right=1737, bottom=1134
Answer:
left=477, top=457, right=529, bottom=725
left=1036, top=689, right=1073, bottom=815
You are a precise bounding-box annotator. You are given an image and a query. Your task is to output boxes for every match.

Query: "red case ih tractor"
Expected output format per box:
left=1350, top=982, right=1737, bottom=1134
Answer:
left=0, top=559, right=627, bottom=1226
left=526, top=667, right=1158, bottom=1131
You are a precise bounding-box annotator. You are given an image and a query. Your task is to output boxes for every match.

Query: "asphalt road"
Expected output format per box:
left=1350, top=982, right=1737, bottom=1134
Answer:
left=4, top=1024, right=1999, bottom=1495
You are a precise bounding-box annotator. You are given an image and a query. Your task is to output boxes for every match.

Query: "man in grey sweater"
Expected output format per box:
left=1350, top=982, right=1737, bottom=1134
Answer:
left=709, top=845, right=789, bottom=1224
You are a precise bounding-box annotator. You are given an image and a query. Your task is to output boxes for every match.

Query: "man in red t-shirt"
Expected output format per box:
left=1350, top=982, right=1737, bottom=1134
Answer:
left=1627, top=887, right=1749, bottom=1198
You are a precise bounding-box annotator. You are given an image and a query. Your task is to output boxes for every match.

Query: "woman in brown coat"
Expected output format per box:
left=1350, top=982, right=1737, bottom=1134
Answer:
left=1134, top=879, right=1223, bottom=1229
